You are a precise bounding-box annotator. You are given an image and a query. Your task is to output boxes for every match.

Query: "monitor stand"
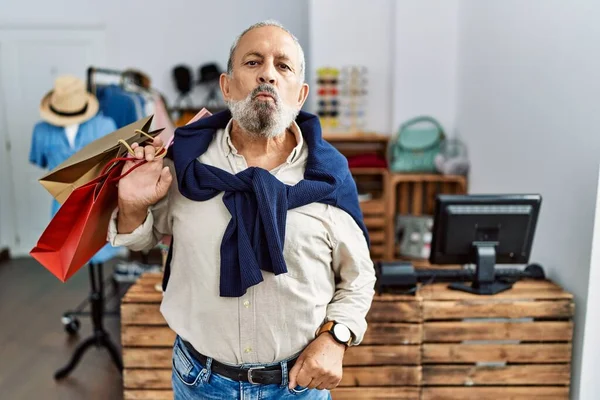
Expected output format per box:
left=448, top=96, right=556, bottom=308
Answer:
left=448, top=242, right=513, bottom=295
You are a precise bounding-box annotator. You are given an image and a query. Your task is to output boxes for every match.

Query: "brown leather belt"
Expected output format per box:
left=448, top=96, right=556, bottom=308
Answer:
left=182, top=340, right=298, bottom=385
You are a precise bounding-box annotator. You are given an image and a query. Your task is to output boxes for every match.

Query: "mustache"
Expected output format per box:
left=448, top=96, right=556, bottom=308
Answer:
left=251, top=84, right=279, bottom=102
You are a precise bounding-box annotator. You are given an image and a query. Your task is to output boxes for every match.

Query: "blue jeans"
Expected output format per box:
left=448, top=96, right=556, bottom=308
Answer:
left=171, top=336, right=332, bottom=400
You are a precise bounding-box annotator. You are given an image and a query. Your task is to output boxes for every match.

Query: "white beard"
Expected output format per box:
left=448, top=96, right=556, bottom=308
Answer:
left=227, top=84, right=299, bottom=139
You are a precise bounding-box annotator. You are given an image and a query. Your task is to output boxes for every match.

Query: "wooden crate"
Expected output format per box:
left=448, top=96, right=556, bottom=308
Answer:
left=320, top=134, right=469, bottom=265
left=333, top=279, right=574, bottom=399
left=334, top=289, right=423, bottom=400
left=418, top=279, right=573, bottom=400
left=121, top=273, right=170, bottom=400
left=356, top=169, right=388, bottom=260
left=121, top=274, right=573, bottom=399
left=121, top=273, right=422, bottom=399
left=386, top=173, right=468, bottom=263
left=323, top=133, right=390, bottom=261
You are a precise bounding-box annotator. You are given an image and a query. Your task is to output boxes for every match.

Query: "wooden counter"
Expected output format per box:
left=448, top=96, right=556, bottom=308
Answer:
left=121, top=273, right=573, bottom=400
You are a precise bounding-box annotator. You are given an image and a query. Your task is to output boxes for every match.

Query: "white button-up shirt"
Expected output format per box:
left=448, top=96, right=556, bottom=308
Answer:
left=108, top=119, right=376, bottom=365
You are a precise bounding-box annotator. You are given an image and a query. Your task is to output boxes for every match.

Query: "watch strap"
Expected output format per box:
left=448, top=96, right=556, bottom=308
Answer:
left=317, top=321, right=335, bottom=336
left=317, top=321, right=352, bottom=346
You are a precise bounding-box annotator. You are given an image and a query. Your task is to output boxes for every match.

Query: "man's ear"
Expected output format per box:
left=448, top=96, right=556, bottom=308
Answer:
left=220, top=73, right=231, bottom=102
left=297, top=83, right=310, bottom=109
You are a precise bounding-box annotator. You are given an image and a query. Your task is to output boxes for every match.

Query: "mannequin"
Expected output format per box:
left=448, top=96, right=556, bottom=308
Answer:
left=30, top=74, right=121, bottom=259
left=32, top=74, right=124, bottom=380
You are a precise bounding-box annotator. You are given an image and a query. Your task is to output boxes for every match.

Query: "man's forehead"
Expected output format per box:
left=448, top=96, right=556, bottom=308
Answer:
left=236, top=26, right=299, bottom=62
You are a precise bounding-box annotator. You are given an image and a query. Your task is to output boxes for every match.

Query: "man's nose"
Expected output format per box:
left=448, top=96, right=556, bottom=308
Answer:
left=258, top=64, right=277, bottom=85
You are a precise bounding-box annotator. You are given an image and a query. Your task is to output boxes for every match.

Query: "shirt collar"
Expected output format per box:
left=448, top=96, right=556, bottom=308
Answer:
left=221, top=119, right=304, bottom=165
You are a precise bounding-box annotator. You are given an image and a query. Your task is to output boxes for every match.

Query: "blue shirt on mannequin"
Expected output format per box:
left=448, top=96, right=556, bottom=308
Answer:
left=29, top=113, right=122, bottom=264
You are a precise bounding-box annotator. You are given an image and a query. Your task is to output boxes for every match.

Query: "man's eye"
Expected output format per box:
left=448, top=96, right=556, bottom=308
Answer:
left=246, top=61, right=258, bottom=66
left=279, top=64, right=291, bottom=70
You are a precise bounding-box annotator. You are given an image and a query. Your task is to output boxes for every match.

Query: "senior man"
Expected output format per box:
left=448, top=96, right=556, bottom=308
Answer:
left=109, top=20, right=376, bottom=399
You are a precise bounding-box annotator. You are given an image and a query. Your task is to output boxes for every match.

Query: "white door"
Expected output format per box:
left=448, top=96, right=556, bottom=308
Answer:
left=0, top=27, right=106, bottom=256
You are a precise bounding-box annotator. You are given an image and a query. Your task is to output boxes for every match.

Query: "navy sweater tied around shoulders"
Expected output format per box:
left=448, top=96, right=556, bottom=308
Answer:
left=163, top=110, right=369, bottom=297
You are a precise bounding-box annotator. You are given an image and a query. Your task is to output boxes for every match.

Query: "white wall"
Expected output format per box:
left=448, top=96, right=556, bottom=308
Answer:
left=581, top=166, right=600, bottom=400
left=308, top=0, right=458, bottom=136
left=393, top=0, right=459, bottom=136
left=0, top=0, right=309, bottom=108
left=0, top=118, right=13, bottom=251
left=308, top=0, right=395, bottom=134
left=456, top=1, right=600, bottom=398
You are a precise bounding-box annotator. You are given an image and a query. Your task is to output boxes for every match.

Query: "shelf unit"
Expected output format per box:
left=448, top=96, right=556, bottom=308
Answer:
left=324, top=133, right=390, bottom=261
left=386, top=173, right=467, bottom=266
left=353, top=169, right=388, bottom=260
left=122, top=274, right=573, bottom=400
left=323, top=132, right=468, bottom=264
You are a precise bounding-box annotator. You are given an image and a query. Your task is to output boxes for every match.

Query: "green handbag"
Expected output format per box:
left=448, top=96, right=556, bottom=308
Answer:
left=388, top=116, right=445, bottom=173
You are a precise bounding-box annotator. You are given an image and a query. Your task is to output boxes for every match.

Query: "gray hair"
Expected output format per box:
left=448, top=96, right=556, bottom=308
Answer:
left=226, top=20, right=306, bottom=83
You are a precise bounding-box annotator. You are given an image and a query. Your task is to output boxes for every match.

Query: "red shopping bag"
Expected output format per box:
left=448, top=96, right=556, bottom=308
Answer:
left=30, top=156, right=150, bottom=282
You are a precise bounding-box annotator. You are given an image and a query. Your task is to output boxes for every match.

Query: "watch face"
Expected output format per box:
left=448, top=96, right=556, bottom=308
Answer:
left=333, top=323, right=351, bottom=343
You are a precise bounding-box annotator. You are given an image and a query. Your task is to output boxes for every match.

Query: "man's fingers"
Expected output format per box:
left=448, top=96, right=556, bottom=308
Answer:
left=156, top=167, right=173, bottom=195
left=295, top=363, right=312, bottom=388
left=134, top=145, right=144, bottom=159
left=317, top=377, right=339, bottom=390
left=307, top=376, right=325, bottom=390
left=287, top=359, right=303, bottom=389
left=152, top=137, right=164, bottom=149
left=144, top=144, right=156, bottom=161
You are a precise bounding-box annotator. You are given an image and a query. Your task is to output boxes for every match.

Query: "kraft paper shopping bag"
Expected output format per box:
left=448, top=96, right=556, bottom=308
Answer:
left=31, top=150, right=164, bottom=282
left=39, top=115, right=163, bottom=204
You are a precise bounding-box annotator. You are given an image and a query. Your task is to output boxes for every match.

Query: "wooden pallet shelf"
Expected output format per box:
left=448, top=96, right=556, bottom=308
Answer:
left=323, top=132, right=390, bottom=143
left=350, top=167, right=388, bottom=175
left=122, top=274, right=574, bottom=400
left=385, top=173, right=468, bottom=261
left=323, top=132, right=468, bottom=265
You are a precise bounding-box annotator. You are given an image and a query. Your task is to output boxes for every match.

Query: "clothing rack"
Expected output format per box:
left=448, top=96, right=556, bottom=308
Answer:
left=55, top=263, right=123, bottom=380
left=87, top=66, right=175, bottom=130
left=56, top=65, right=151, bottom=381
left=87, top=66, right=150, bottom=94
left=87, top=66, right=123, bottom=93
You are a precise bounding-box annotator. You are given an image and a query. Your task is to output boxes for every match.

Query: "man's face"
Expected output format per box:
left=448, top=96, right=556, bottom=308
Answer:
left=220, top=26, right=309, bottom=138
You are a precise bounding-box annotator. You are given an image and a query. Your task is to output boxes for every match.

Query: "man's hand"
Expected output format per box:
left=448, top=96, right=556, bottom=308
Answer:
left=288, top=332, right=346, bottom=391
left=117, top=138, right=172, bottom=234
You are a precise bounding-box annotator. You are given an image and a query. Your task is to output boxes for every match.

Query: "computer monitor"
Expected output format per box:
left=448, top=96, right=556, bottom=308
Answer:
left=429, top=194, right=542, bottom=295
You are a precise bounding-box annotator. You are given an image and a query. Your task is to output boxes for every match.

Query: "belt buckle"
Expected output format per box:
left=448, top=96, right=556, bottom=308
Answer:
left=247, top=366, right=265, bottom=385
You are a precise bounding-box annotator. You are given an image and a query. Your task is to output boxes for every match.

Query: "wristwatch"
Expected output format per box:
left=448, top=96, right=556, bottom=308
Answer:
left=317, top=321, right=353, bottom=346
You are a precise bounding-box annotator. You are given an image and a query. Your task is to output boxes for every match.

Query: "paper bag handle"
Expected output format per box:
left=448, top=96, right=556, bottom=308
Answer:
left=99, top=129, right=169, bottom=180
left=118, top=129, right=168, bottom=157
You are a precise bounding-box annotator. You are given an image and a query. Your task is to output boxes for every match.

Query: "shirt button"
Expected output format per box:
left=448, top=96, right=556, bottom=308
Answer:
left=244, top=347, right=253, bottom=353
left=243, top=300, right=250, bottom=308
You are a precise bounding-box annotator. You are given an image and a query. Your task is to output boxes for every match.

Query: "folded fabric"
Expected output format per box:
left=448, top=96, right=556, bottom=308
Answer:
left=170, top=110, right=369, bottom=297
left=347, top=153, right=387, bottom=169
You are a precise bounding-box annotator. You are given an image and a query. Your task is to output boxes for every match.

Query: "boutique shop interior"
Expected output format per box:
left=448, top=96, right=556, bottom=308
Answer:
left=0, top=1, right=599, bottom=399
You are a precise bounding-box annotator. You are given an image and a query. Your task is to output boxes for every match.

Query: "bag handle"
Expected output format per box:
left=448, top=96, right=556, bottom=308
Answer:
left=117, top=129, right=167, bottom=157
left=100, top=129, right=169, bottom=181
left=398, top=115, right=444, bottom=135
left=387, top=115, right=446, bottom=161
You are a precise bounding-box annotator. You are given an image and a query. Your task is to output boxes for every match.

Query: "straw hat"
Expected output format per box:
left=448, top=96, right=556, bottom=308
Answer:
left=40, top=75, right=99, bottom=126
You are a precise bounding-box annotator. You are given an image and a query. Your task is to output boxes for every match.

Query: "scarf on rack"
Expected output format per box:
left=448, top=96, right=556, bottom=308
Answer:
left=167, top=110, right=369, bottom=297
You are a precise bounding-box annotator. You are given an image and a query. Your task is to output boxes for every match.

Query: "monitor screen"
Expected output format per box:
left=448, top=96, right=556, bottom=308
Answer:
left=430, top=194, right=542, bottom=266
